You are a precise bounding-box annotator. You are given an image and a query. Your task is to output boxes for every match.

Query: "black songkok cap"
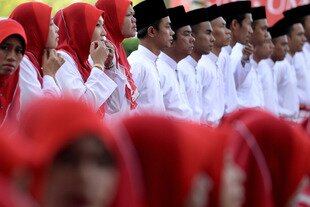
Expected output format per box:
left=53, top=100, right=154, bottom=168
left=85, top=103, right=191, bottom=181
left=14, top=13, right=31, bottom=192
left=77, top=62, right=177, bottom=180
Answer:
left=283, top=4, right=310, bottom=21
left=167, top=6, right=189, bottom=31
left=205, top=5, right=221, bottom=21
left=269, top=18, right=289, bottom=39
left=251, top=6, right=267, bottom=21
left=187, top=8, right=209, bottom=26
left=134, top=0, right=168, bottom=31
left=219, top=1, right=251, bottom=20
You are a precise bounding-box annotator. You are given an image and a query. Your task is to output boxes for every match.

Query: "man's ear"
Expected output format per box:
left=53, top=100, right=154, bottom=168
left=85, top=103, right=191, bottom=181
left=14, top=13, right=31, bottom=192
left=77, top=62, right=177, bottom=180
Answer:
left=147, top=26, right=156, bottom=38
left=231, top=19, right=240, bottom=32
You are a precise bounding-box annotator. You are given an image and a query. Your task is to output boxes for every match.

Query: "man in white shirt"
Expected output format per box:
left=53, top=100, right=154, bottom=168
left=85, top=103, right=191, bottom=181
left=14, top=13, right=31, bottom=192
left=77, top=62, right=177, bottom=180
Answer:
left=128, top=0, right=174, bottom=113
left=218, top=1, right=254, bottom=111
left=177, top=7, right=212, bottom=121
left=157, top=6, right=194, bottom=120
left=270, top=18, right=299, bottom=120
left=197, top=5, right=226, bottom=124
left=256, top=32, right=279, bottom=115
left=234, top=6, right=269, bottom=108
left=284, top=5, right=310, bottom=117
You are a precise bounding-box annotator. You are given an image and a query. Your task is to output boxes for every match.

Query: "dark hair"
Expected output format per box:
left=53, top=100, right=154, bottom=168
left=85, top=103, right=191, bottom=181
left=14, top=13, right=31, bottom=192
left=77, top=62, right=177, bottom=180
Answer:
left=191, top=23, right=201, bottom=35
left=137, top=19, right=161, bottom=39
left=226, top=13, right=246, bottom=29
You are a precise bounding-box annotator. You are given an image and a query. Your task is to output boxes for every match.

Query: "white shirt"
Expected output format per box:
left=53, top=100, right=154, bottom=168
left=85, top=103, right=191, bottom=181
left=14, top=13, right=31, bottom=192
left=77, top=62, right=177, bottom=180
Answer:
left=197, top=53, right=225, bottom=124
left=177, top=55, right=202, bottom=121
left=56, top=51, right=117, bottom=111
left=257, top=59, right=279, bottom=115
left=128, top=45, right=165, bottom=113
left=291, top=51, right=310, bottom=106
left=274, top=57, right=299, bottom=119
left=19, top=55, right=61, bottom=111
left=88, top=56, right=134, bottom=117
left=303, top=42, right=310, bottom=70
left=230, top=43, right=252, bottom=89
left=219, top=46, right=239, bottom=113
left=236, top=57, right=264, bottom=108
left=157, top=52, right=193, bottom=120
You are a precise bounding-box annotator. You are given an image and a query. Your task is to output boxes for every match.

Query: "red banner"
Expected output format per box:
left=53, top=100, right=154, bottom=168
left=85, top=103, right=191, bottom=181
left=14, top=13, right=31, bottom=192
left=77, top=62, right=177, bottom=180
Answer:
left=170, top=0, right=310, bottom=26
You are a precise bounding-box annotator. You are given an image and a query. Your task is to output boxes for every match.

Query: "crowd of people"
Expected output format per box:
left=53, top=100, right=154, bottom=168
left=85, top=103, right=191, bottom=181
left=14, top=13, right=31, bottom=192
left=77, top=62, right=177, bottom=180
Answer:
left=1, top=0, right=310, bottom=206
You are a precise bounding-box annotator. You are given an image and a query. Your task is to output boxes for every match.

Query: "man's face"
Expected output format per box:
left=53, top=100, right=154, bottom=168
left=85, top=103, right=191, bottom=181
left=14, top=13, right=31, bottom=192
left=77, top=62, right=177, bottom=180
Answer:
left=154, top=16, right=175, bottom=50
left=192, top=21, right=215, bottom=55
left=234, top=13, right=253, bottom=45
left=287, top=23, right=306, bottom=54
left=250, top=19, right=269, bottom=46
left=172, top=25, right=195, bottom=57
left=271, top=35, right=289, bottom=61
left=211, top=17, right=231, bottom=48
left=303, top=15, right=310, bottom=43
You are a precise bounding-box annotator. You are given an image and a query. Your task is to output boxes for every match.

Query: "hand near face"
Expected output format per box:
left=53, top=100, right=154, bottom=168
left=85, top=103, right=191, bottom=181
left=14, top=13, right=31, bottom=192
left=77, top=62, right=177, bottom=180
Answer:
left=42, top=49, right=65, bottom=78
left=103, top=39, right=115, bottom=67
left=90, top=40, right=109, bottom=69
left=242, top=43, right=254, bottom=61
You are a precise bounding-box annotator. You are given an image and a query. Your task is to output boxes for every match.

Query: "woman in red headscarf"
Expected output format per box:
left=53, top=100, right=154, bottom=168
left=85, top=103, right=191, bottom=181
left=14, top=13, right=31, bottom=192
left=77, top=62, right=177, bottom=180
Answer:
left=15, top=98, right=143, bottom=207
left=0, top=19, right=26, bottom=127
left=221, top=108, right=310, bottom=207
left=120, top=115, right=245, bottom=207
left=53, top=3, right=118, bottom=118
left=10, top=2, right=64, bottom=112
left=95, top=0, right=138, bottom=115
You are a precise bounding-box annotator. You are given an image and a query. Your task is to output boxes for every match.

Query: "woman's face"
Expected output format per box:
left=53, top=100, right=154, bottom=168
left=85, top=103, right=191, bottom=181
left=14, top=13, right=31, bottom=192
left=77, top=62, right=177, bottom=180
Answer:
left=45, top=18, right=59, bottom=49
left=220, top=152, right=246, bottom=207
left=92, top=16, right=107, bottom=42
left=0, top=35, right=24, bottom=76
left=121, top=5, right=137, bottom=38
left=43, top=136, right=119, bottom=207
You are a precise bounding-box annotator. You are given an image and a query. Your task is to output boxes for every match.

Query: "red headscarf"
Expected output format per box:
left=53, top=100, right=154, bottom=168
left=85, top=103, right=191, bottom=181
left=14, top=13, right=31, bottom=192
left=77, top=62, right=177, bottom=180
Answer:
left=15, top=98, right=143, bottom=207
left=120, top=115, right=227, bottom=207
left=54, top=3, right=103, bottom=82
left=10, top=2, right=51, bottom=81
left=0, top=19, right=27, bottom=127
left=0, top=124, right=37, bottom=207
left=95, top=0, right=137, bottom=110
left=221, top=108, right=310, bottom=207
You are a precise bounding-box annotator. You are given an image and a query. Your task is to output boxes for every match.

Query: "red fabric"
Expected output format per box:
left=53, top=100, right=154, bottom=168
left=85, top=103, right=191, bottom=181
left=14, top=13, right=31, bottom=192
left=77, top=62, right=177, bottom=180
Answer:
left=95, top=0, right=137, bottom=110
left=121, top=115, right=227, bottom=207
left=54, top=3, right=106, bottom=118
left=54, top=3, right=103, bottom=82
left=0, top=19, right=26, bottom=126
left=10, top=2, right=51, bottom=79
left=221, top=108, right=310, bottom=207
left=16, top=98, right=143, bottom=207
left=0, top=125, right=37, bottom=207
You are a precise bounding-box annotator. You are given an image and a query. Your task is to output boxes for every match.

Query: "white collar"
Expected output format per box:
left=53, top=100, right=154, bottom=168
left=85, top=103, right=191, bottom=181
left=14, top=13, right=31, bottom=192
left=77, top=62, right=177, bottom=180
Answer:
left=138, top=45, right=158, bottom=63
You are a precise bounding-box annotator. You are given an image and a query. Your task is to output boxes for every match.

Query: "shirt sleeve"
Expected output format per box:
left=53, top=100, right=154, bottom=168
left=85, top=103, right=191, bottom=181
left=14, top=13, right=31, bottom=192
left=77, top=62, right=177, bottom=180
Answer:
left=55, top=51, right=117, bottom=110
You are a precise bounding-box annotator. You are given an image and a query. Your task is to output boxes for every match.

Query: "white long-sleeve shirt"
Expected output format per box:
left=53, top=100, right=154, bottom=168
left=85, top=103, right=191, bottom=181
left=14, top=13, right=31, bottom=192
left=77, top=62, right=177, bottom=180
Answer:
left=219, top=46, right=239, bottom=113
left=177, top=55, right=202, bottom=121
left=128, top=45, right=165, bottom=113
left=274, top=57, right=299, bottom=119
left=88, top=56, right=135, bottom=117
left=303, top=42, right=310, bottom=70
left=19, top=55, right=61, bottom=111
left=257, top=59, right=279, bottom=115
left=236, top=57, right=264, bottom=108
left=157, top=52, right=193, bottom=120
left=291, top=51, right=310, bottom=106
left=197, top=53, right=225, bottom=124
left=230, top=43, right=252, bottom=89
left=56, top=51, right=117, bottom=111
